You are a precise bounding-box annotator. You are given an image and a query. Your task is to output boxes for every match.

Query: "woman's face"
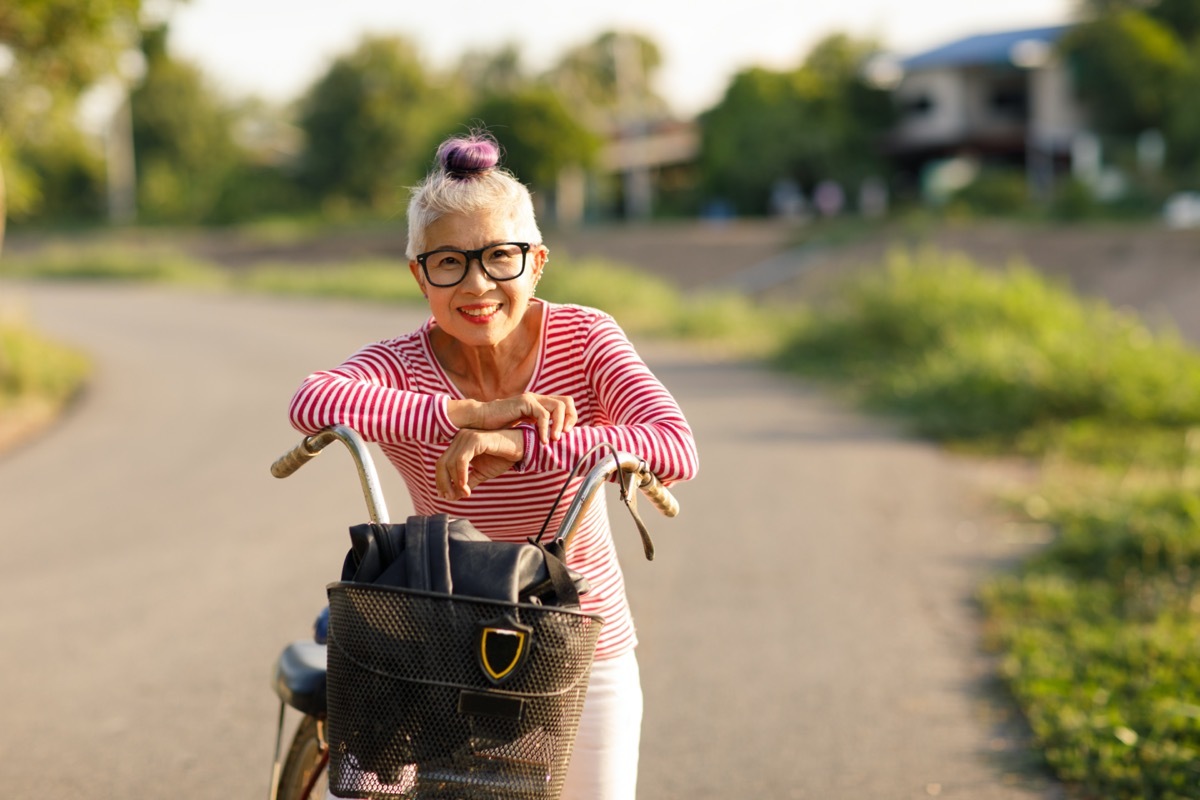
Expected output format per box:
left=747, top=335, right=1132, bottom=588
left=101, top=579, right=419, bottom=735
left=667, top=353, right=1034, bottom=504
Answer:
left=409, top=209, right=546, bottom=349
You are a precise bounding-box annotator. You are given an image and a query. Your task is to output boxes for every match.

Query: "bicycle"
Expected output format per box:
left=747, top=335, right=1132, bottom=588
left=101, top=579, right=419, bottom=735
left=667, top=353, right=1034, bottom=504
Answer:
left=266, top=424, right=680, bottom=800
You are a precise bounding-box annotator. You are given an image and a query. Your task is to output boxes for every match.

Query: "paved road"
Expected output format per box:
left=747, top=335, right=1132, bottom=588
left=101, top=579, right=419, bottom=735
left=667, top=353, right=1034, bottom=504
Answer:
left=0, top=283, right=1064, bottom=799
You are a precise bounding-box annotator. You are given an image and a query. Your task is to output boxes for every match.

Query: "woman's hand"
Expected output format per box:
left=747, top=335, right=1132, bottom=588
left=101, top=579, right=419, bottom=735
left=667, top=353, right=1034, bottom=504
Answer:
left=450, top=393, right=577, bottom=444
left=436, top=428, right=524, bottom=501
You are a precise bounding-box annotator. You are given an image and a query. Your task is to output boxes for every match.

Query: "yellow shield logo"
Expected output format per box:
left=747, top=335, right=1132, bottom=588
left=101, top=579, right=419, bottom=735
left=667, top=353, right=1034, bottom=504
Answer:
left=477, top=616, right=534, bottom=685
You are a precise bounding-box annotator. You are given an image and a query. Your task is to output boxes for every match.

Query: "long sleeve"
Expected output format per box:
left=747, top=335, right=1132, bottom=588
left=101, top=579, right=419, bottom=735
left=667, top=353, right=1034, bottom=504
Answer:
left=521, top=313, right=699, bottom=484
left=287, top=339, right=459, bottom=444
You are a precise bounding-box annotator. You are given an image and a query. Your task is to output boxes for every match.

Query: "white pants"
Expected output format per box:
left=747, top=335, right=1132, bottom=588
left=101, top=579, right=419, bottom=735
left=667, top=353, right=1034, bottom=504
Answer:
left=327, top=650, right=643, bottom=800
left=561, top=650, right=643, bottom=800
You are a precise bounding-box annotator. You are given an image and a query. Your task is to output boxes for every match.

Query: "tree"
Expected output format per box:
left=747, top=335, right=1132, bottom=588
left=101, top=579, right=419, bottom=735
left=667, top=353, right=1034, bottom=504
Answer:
left=455, top=44, right=526, bottom=98
left=461, top=88, right=600, bottom=191
left=0, top=0, right=142, bottom=248
left=296, top=35, right=460, bottom=212
left=546, top=30, right=669, bottom=128
left=1063, top=0, right=1200, bottom=176
left=130, top=23, right=239, bottom=223
left=1063, top=10, right=1190, bottom=136
left=697, top=34, right=894, bottom=215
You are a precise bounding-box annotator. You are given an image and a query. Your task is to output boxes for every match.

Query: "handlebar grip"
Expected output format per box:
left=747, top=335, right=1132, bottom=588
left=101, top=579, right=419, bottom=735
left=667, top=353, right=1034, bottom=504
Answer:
left=270, top=440, right=319, bottom=478
left=638, top=472, right=680, bottom=518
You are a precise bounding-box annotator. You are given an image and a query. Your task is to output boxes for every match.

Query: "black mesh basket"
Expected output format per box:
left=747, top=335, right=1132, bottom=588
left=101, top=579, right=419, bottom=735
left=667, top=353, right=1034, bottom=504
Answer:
left=325, top=582, right=603, bottom=799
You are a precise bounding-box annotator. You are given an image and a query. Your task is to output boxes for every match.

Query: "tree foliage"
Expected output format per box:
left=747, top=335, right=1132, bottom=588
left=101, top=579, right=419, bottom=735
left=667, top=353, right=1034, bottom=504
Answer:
left=1063, top=11, right=1190, bottom=135
left=546, top=30, right=669, bottom=128
left=698, top=34, right=895, bottom=215
left=460, top=88, right=600, bottom=191
left=131, top=24, right=240, bottom=223
left=1063, top=0, right=1200, bottom=175
left=296, top=36, right=460, bottom=211
left=0, top=0, right=142, bottom=239
left=0, top=0, right=141, bottom=90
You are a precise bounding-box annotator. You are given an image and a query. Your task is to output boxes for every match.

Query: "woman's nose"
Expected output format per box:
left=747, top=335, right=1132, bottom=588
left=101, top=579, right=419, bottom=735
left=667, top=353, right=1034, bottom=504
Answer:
left=458, top=257, right=496, bottom=291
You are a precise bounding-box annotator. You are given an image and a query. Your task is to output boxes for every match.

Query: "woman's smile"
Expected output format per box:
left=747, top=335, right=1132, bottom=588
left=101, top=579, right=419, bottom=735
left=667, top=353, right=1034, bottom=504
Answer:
left=458, top=302, right=503, bottom=323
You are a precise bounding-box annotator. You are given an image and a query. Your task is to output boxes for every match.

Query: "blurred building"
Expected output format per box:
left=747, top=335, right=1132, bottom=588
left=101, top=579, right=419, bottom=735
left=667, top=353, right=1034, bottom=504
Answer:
left=886, top=25, right=1087, bottom=198
left=595, top=120, right=699, bottom=222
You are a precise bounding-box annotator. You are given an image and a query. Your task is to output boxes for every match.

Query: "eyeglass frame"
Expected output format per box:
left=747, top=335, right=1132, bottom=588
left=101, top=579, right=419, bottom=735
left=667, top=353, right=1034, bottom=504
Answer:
left=414, top=242, right=535, bottom=287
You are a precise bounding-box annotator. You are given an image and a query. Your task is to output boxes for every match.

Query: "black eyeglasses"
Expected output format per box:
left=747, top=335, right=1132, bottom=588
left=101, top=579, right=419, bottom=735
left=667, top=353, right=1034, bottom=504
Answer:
left=415, top=242, right=533, bottom=287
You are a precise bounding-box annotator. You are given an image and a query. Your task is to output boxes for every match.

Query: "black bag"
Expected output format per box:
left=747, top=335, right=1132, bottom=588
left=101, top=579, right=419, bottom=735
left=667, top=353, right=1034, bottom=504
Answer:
left=326, top=514, right=603, bottom=797
left=341, top=513, right=590, bottom=606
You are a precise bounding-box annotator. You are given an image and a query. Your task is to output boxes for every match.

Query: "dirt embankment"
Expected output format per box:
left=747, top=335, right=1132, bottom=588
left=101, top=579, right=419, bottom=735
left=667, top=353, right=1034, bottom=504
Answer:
left=793, top=223, right=1200, bottom=343
left=7, top=219, right=1199, bottom=339
left=549, top=220, right=1200, bottom=344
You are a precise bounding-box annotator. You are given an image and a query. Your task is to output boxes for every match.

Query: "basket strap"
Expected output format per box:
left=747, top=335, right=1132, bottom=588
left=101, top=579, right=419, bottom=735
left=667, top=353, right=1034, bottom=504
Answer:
left=535, top=539, right=581, bottom=608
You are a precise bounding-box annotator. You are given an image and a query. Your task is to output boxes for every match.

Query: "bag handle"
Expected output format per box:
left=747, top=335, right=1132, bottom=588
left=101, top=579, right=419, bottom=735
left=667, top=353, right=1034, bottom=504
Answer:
left=533, top=442, right=656, bottom=560
left=531, top=538, right=581, bottom=608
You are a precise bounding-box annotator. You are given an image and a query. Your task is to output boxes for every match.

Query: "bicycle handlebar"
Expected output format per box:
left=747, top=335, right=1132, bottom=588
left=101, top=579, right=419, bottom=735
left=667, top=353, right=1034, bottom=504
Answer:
left=636, top=470, right=680, bottom=519
left=270, top=426, right=679, bottom=548
left=270, top=425, right=391, bottom=524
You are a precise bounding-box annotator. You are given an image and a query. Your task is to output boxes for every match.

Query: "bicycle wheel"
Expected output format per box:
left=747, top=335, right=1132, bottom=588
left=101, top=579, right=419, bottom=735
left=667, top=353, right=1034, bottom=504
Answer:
left=277, top=715, right=329, bottom=800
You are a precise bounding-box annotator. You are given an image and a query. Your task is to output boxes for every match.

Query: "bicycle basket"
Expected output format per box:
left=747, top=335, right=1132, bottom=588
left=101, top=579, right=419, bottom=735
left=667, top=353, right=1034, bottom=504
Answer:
left=325, top=582, right=603, bottom=799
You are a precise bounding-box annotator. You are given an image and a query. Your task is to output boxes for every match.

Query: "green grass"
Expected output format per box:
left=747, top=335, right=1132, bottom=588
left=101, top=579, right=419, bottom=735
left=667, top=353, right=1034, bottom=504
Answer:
left=775, top=248, right=1200, bottom=443
left=0, top=315, right=91, bottom=410
left=0, top=244, right=223, bottom=285
left=233, top=259, right=425, bottom=304
left=0, top=243, right=779, bottom=354
left=773, top=246, right=1200, bottom=798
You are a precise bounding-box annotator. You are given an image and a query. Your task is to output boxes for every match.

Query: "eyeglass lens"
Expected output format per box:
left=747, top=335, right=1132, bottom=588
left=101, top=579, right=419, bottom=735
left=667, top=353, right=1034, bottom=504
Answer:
left=423, top=244, right=527, bottom=286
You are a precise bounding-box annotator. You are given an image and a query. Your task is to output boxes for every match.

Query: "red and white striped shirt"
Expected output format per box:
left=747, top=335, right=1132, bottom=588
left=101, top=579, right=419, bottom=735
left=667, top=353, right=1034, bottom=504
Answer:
left=289, top=301, right=699, bottom=660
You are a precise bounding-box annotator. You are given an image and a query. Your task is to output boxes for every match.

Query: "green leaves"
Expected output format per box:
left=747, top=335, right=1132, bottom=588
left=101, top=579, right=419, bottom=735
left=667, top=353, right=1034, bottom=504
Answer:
left=462, top=88, right=600, bottom=190
left=0, top=315, right=90, bottom=408
left=776, top=249, right=1200, bottom=441
left=698, top=34, right=895, bottom=215
left=296, top=36, right=459, bottom=210
left=1063, top=2, right=1200, bottom=177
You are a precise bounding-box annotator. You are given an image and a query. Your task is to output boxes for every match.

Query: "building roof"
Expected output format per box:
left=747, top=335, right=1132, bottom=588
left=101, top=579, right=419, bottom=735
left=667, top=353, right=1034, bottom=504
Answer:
left=902, top=25, right=1072, bottom=71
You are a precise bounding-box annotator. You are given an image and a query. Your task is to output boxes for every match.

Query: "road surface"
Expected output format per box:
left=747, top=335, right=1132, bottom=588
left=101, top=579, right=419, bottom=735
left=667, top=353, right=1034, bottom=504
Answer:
left=0, top=282, right=1063, bottom=798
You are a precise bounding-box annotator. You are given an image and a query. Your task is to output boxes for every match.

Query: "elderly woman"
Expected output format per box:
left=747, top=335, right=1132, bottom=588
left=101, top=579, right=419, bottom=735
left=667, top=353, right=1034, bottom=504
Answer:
left=288, top=131, right=698, bottom=799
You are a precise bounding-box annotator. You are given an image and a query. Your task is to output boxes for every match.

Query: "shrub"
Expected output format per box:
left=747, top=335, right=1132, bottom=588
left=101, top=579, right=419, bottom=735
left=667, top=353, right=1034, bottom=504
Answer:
left=0, top=317, right=90, bottom=408
left=775, top=248, right=1200, bottom=441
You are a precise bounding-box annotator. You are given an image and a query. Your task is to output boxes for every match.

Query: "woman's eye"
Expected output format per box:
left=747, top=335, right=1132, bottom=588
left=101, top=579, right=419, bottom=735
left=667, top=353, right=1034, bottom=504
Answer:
left=432, top=254, right=464, bottom=269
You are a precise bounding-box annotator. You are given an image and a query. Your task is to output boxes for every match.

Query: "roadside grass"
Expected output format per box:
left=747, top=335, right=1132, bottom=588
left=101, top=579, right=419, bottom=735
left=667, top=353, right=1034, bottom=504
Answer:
left=0, top=243, right=223, bottom=285
left=0, top=313, right=91, bottom=448
left=235, top=259, right=425, bottom=304
left=1, top=243, right=781, bottom=355
left=775, top=248, right=1200, bottom=799
left=8, top=237, right=1200, bottom=796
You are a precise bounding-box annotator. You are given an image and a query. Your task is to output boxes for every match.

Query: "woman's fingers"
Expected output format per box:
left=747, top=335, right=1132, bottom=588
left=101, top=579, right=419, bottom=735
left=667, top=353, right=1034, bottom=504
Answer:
left=436, top=430, right=524, bottom=500
left=473, top=394, right=578, bottom=441
left=527, top=393, right=576, bottom=443
left=436, top=439, right=473, bottom=500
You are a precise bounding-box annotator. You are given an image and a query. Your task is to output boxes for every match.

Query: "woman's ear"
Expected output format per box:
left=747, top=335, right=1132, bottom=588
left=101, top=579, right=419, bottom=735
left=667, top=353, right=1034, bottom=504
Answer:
left=532, top=245, right=549, bottom=282
left=409, top=261, right=428, bottom=298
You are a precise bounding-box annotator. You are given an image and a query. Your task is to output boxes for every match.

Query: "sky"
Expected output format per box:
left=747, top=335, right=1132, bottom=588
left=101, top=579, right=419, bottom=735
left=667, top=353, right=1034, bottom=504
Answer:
left=166, top=0, right=1076, bottom=116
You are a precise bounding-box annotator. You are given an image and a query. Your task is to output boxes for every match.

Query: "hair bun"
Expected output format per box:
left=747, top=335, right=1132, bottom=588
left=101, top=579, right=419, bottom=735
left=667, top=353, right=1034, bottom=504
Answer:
left=437, top=133, right=501, bottom=179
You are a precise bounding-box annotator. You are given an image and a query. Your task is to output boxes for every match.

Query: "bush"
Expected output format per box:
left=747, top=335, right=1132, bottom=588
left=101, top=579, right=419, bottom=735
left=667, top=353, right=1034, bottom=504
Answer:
left=0, top=245, right=222, bottom=285
left=0, top=317, right=90, bottom=408
left=948, top=169, right=1029, bottom=217
left=775, top=248, right=1200, bottom=441
left=537, top=256, right=682, bottom=336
